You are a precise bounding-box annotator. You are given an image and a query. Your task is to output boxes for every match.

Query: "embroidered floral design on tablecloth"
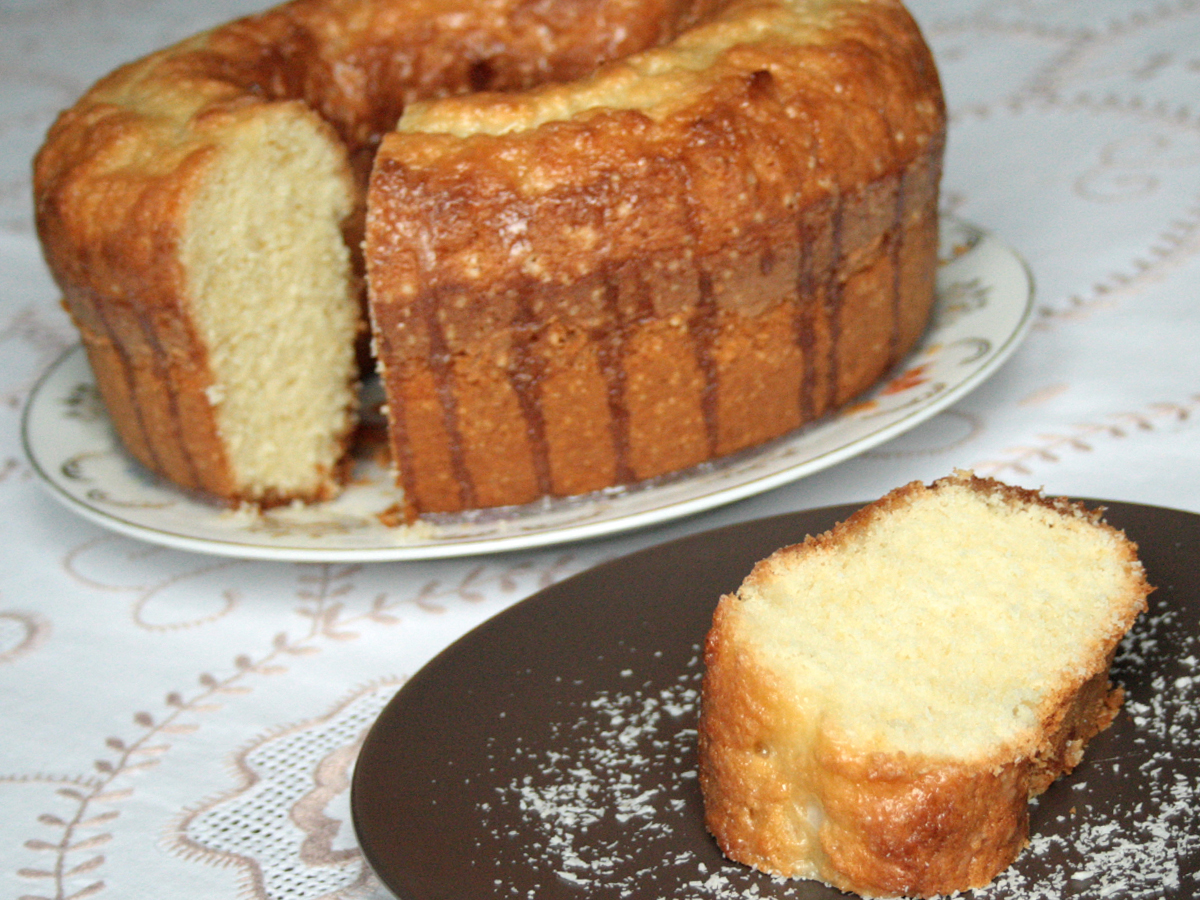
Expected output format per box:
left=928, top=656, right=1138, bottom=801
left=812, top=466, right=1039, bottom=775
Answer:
left=1039, top=198, right=1200, bottom=326
left=13, top=554, right=578, bottom=900
left=945, top=92, right=1200, bottom=328
left=170, top=682, right=400, bottom=899
left=974, top=393, right=1200, bottom=477
left=1027, top=0, right=1200, bottom=106
left=64, top=535, right=245, bottom=631
left=0, top=609, right=50, bottom=663
left=925, top=2, right=1200, bottom=327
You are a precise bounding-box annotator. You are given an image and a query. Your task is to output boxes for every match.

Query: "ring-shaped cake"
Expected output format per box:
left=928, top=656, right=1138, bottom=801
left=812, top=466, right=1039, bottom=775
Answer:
left=34, top=0, right=945, bottom=516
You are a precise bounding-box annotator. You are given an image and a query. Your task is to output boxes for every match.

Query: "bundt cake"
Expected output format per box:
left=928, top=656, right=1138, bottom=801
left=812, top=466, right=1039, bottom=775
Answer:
left=33, top=0, right=945, bottom=515
left=698, top=472, right=1152, bottom=898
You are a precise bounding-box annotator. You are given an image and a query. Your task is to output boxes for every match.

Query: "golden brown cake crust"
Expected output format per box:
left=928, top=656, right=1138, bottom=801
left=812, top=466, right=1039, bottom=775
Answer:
left=697, top=474, right=1152, bottom=898
left=367, top=0, right=946, bottom=513
left=34, top=0, right=945, bottom=512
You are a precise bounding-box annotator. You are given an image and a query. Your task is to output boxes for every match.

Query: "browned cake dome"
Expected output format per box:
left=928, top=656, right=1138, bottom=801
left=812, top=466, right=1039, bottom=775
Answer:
left=33, top=0, right=945, bottom=515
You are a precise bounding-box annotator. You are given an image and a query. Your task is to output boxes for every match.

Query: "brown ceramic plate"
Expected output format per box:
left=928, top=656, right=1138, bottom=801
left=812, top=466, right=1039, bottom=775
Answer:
left=351, top=500, right=1200, bottom=900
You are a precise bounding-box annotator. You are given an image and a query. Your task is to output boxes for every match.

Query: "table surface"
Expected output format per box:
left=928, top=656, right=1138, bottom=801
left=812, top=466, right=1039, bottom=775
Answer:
left=2, top=2, right=1198, bottom=899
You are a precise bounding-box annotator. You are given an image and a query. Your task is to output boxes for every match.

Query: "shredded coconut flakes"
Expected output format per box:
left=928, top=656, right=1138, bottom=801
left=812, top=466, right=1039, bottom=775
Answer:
left=474, top=603, right=1198, bottom=899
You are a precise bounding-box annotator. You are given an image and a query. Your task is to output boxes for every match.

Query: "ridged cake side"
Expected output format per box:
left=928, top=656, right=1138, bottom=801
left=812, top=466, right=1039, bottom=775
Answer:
left=367, top=0, right=945, bottom=513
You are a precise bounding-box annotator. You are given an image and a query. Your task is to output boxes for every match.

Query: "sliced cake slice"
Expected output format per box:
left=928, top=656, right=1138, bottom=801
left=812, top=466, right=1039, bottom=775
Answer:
left=698, top=471, right=1151, bottom=898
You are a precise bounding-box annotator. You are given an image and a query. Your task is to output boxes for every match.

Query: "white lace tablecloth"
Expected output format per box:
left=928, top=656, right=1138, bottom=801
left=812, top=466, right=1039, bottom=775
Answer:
left=2, top=2, right=1198, bottom=899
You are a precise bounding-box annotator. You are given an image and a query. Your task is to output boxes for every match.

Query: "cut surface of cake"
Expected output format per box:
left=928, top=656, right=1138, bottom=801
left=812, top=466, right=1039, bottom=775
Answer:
left=698, top=471, right=1151, bottom=898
